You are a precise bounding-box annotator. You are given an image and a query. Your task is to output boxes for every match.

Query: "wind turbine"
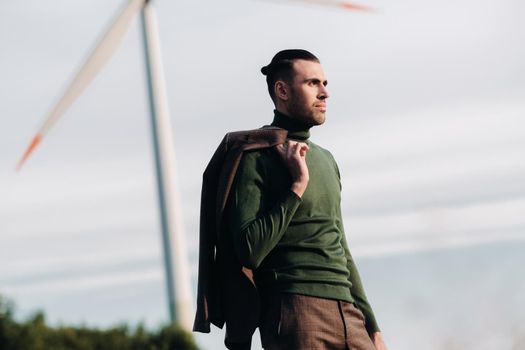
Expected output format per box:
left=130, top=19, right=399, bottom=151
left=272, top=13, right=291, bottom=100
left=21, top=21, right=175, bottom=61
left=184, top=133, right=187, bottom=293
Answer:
left=17, top=0, right=193, bottom=331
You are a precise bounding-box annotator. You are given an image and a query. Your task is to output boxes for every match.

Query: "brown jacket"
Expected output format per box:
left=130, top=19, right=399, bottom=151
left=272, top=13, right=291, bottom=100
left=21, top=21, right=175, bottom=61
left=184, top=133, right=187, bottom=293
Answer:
left=193, top=127, right=288, bottom=344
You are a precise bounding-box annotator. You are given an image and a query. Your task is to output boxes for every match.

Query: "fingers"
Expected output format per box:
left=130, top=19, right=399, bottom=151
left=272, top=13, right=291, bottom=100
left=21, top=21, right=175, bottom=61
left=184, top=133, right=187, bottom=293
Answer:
left=288, top=142, right=297, bottom=159
left=298, top=143, right=309, bottom=157
left=274, top=141, right=309, bottom=162
left=275, top=144, right=286, bottom=157
left=286, top=140, right=309, bottom=157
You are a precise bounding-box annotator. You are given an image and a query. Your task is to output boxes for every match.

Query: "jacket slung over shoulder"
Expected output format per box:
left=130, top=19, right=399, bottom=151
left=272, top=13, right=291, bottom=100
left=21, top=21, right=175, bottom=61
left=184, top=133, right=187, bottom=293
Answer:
left=193, top=126, right=287, bottom=344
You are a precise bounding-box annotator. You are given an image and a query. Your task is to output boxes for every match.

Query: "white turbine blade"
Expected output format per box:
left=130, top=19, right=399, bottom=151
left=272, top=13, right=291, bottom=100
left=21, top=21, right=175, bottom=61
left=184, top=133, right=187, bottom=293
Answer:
left=282, top=0, right=375, bottom=11
left=39, top=0, right=146, bottom=137
left=17, top=0, right=146, bottom=170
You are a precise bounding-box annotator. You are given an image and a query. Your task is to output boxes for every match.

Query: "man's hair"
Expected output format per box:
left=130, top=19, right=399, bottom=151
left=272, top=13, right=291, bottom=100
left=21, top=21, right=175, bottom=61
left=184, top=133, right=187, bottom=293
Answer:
left=261, top=49, right=320, bottom=102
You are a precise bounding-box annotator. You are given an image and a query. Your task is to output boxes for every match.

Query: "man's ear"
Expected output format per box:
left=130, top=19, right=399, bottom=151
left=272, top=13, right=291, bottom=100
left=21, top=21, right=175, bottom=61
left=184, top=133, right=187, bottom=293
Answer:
left=274, top=81, right=289, bottom=101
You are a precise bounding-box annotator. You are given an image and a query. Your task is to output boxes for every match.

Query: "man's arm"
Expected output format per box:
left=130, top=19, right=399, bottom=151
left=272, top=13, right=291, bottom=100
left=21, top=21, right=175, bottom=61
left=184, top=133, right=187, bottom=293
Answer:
left=228, top=141, right=309, bottom=269
left=339, top=204, right=389, bottom=349
left=330, top=153, right=388, bottom=349
left=339, top=230, right=380, bottom=333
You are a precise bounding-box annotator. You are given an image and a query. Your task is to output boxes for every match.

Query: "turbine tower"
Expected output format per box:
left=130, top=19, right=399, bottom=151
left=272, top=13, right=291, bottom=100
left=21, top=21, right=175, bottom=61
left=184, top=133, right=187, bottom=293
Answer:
left=17, top=0, right=193, bottom=330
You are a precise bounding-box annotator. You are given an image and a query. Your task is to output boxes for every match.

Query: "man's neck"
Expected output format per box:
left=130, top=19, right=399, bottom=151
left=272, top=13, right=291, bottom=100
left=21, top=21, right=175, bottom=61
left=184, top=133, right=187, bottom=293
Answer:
left=270, top=110, right=311, bottom=141
left=275, top=106, right=290, bottom=117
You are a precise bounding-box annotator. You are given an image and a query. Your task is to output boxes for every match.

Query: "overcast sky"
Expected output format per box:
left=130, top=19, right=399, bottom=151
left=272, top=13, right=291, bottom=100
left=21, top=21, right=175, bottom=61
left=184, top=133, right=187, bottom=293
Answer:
left=1, top=0, right=524, bottom=349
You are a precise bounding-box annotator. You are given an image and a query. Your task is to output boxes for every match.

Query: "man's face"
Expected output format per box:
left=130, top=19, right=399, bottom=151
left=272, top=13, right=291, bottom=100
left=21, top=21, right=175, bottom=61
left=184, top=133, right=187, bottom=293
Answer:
left=287, top=59, right=329, bottom=126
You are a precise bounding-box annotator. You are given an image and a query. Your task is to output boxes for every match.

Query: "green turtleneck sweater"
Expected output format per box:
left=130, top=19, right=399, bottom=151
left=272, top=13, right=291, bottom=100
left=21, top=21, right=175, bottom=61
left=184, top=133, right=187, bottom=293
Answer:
left=227, top=110, right=379, bottom=334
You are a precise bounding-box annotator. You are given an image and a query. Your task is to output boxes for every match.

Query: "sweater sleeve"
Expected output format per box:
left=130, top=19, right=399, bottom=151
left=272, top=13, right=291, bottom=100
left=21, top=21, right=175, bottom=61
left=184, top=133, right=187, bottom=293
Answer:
left=228, top=151, right=302, bottom=270
left=332, top=154, right=380, bottom=335
left=340, top=227, right=380, bottom=334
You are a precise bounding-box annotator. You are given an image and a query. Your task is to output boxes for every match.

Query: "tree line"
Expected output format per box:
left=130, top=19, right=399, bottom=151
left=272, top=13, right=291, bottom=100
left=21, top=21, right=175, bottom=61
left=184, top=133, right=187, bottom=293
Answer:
left=0, top=296, right=199, bottom=350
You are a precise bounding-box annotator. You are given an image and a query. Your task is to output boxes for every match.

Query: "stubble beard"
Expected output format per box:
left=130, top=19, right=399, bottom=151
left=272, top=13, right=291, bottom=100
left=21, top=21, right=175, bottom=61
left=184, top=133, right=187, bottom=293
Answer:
left=288, top=92, right=326, bottom=127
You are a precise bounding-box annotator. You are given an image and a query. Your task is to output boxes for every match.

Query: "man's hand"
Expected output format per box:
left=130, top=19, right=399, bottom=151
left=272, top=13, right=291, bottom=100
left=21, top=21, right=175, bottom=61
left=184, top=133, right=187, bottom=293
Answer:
left=371, top=332, right=388, bottom=350
left=275, top=140, right=309, bottom=197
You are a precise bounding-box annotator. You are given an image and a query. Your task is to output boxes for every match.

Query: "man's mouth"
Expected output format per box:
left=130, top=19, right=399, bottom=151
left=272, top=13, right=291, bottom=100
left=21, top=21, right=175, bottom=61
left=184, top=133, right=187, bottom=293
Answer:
left=315, top=103, right=327, bottom=112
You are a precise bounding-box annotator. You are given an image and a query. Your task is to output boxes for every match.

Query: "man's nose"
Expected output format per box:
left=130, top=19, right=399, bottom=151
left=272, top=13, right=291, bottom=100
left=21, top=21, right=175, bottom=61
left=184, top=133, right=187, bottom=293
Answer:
left=319, top=85, right=329, bottom=100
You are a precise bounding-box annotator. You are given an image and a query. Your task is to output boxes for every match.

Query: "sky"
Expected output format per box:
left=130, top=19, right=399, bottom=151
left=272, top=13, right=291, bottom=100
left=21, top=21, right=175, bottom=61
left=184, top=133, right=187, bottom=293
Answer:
left=1, top=0, right=524, bottom=349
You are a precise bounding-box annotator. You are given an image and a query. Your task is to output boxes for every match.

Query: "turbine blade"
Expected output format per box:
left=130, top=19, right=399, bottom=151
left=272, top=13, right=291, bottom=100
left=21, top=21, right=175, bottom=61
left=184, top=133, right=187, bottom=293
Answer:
left=17, top=0, right=146, bottom=170
left=340, top=1, right=375, bottom=11
left=284, top=0, right=375, bottom=12
left=16, top=134, right=42, bottom=171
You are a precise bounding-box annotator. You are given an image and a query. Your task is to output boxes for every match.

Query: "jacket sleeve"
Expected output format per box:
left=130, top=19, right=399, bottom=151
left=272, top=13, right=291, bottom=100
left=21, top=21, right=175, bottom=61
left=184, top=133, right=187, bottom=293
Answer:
left=332, top=154, right=380, bottom=335
left=227, top=150, right=302, bottom=270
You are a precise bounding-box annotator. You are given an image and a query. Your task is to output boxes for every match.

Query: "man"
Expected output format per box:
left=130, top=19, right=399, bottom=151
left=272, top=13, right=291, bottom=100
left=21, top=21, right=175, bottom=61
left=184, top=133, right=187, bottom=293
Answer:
left=226, top=49, right=388, bottom=349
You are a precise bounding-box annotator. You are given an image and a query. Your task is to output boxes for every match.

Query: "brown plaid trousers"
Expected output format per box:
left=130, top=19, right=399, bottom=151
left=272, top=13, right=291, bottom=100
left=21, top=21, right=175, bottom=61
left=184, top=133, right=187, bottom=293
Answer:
left=259, top=293, right=376, bottom=350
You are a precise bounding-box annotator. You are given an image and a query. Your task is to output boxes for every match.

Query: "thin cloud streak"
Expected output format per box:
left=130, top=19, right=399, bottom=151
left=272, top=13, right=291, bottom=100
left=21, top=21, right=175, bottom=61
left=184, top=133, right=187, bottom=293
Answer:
left=1, top=268, right=163, bottom=296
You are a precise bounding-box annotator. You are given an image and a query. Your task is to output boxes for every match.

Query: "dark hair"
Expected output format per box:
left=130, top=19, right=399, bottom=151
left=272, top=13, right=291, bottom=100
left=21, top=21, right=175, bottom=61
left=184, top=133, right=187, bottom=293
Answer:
left=261, top=49, right=320, bottom=101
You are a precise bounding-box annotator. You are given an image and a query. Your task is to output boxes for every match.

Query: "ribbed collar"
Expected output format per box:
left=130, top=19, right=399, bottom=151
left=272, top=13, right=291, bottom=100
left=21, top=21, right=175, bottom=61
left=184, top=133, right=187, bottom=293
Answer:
left=270, top=110, right=311, bottom=141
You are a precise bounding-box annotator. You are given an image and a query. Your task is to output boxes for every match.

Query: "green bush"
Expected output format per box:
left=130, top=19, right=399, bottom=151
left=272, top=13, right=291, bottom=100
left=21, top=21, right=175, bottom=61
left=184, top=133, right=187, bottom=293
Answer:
left=0, top=296, right=199, bottom=350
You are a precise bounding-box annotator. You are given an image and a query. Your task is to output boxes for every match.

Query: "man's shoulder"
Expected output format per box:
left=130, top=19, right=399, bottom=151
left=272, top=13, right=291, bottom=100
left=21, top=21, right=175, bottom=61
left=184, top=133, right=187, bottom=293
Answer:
left=309, top=141, right=336, bottom=160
